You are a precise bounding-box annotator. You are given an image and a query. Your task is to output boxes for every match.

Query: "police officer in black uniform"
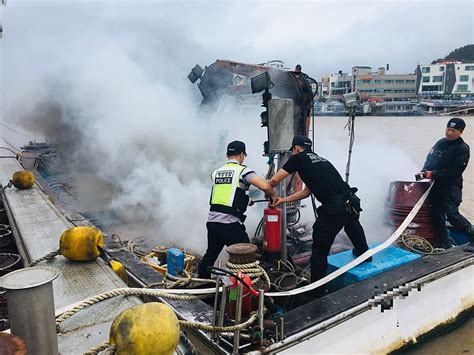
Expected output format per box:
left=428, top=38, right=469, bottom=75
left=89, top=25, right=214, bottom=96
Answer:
left=270, top=136, right=370, bottom=297
left=416, top=117, right=473, bottom=249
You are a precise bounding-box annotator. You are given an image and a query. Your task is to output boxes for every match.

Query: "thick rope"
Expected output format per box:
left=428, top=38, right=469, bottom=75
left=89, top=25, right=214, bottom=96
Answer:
left=226, top=261, right=271, bottom=289
left=145, top=271, right=215, bottom=289
left=56, top=288, right=208, bottom=326
left=144, top=272, right=192, bottom=289
left=83, top=342, right=114, bottom=355
left=167, top=272, right=215, bottom=284
left=29, top=249, right=61, bottom=267
left=180, top=313, right=258, bottom=332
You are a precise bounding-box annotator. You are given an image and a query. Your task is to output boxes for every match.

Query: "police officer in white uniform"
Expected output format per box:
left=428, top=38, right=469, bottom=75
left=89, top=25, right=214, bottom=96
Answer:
left=198, top=141, right=276, bottom=278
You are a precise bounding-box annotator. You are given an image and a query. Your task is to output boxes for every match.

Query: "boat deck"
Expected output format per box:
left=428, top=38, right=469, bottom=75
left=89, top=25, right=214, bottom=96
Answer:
left=284, top=247, right=474, bottom=337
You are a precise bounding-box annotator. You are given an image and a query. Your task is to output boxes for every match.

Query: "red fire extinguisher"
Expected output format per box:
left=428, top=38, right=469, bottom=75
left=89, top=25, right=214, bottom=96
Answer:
left=263, top=206, right=281, bottom=258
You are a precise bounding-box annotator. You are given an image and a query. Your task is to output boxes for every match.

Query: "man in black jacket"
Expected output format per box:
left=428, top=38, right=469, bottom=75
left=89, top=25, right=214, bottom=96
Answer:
left=416, top=117, right=473, bottom=249
left=270, top=136, right=370, bottom=297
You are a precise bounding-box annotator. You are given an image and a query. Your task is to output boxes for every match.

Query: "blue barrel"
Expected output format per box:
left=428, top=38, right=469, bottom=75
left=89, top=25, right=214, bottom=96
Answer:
left=166, top=248, right=184, bottom=276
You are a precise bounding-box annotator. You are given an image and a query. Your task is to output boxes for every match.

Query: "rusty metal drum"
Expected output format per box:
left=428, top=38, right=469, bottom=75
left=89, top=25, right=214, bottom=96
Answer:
left=385, top=181, right=438, bottom=245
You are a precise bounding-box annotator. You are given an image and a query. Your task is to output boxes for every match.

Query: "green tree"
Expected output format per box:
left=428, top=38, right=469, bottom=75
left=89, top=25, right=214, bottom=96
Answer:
left=432, top=44, right=474, bottom=64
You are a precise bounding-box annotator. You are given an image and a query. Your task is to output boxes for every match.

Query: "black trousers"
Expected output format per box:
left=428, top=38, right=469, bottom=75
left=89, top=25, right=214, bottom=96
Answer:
left=429, top=184, right=471, bottom=247
left=198, top=222, right=250, bottom=278
left=310, top=209, right=369, bottom=296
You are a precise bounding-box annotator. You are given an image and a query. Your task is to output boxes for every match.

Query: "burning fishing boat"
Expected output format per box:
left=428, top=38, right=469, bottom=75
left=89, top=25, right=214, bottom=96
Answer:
left=0, top=63, right=472, bottom=354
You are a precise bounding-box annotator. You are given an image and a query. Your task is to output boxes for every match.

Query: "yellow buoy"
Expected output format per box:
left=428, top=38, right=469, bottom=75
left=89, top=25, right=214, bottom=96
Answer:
left=109, top=303, right=180, bottom=355
left=11, top=171, right=35, bottom=189
left=59, top=226, right=104, bottom=261
left=109, top=260, right=129, bottom=284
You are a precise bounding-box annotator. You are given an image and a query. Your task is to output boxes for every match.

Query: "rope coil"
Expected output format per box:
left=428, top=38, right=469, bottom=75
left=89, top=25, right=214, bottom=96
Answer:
left=400, top=234, right=434, bottom=254
left=226, top=261, right=271, bottom=289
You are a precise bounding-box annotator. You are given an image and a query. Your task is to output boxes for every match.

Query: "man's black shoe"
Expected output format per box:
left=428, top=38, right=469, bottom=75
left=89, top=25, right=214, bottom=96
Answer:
left=352, top=248, right=372, bottom=262
left=465, top=225, right=474, bottom=241
left=464, top=242, right=474, bottom=253
left=439, top=242, right=454, bottom=250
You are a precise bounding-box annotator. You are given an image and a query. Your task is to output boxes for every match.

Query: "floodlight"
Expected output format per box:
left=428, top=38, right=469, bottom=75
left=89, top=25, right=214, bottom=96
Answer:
left=342, top=91, right=360, bottom=108
left=187, top=64, right=204, bottom=83
left=251, top=72, right=273, bottom=94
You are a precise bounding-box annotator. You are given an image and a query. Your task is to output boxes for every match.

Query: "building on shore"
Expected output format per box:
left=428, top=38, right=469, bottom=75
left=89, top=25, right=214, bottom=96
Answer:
left=258, top=59, right=292, bottom=70
left=415, top=61, right=474, bottom=97
left=327, top=71, right=352, bottom=100
left=320, top=76, right=330, bottom=98
left=352, top=66, right=416, bottom=102
left=321, top=66, right=416, bottom=103
left=317, top=65, right=419, bottom=115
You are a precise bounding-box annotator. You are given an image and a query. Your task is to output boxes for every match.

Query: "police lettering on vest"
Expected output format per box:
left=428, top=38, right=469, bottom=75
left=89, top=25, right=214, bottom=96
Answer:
left=214, top=170, right=234, bottom=184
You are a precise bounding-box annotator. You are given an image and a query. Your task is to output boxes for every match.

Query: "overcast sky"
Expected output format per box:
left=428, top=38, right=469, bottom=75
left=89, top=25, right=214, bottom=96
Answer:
left=1, top=0, right=473, bottom=80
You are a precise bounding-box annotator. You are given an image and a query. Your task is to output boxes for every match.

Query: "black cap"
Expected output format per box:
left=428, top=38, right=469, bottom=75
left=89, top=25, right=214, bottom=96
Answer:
left=290, top=135, right=312, bottom=150
left=227, top=140, right=247, bottom=155
left=447, top=117, right=466, bottom=132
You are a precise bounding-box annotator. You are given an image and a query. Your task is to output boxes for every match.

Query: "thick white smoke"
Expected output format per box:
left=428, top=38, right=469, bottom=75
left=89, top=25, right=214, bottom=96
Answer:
left=312, top=117, right=419, bottom=244
left=2, top=3, right=225, bottom=253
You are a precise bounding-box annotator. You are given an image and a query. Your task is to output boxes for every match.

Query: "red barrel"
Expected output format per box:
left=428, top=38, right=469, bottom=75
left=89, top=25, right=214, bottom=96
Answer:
left=263, top=206, right=281, bottom=255
left=385, top=181, right=438, bottom=245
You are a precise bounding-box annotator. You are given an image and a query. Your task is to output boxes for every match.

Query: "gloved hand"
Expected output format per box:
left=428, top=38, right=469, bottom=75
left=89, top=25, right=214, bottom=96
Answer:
left=415, top=171, right=433, bottom=181
left=270, top=197, right=283, bottom=207
left=415, top=171, right=426, bottom=181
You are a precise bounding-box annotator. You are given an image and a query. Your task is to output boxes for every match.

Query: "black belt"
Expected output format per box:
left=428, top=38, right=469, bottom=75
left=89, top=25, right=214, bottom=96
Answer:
left=210, top=204, right=247, bottom=222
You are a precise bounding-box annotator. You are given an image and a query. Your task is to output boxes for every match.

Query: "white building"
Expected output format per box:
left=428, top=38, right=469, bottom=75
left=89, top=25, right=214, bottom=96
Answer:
left=328, top=71, right=352, bottom=100
left=260, top=59, right=286, bottom=70
left=416, top=61, right=474, bottom=96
